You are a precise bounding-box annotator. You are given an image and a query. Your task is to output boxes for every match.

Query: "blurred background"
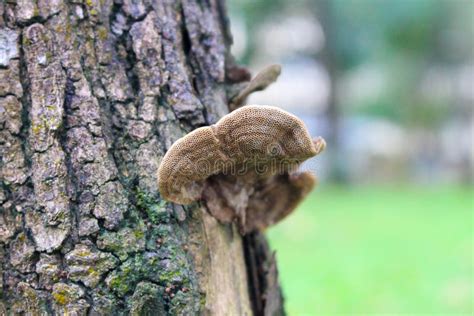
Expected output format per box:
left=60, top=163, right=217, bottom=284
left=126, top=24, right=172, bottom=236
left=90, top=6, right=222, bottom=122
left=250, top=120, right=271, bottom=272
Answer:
left=227, top=0, right=473, bottom=314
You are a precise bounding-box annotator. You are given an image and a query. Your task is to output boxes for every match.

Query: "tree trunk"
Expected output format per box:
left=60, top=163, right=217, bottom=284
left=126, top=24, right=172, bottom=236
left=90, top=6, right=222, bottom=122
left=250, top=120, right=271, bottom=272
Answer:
left=0, top=0, right=283, bottom=314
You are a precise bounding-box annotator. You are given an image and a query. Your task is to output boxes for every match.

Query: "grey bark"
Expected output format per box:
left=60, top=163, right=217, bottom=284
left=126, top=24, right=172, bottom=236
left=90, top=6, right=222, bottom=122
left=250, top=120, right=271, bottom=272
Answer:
left=0, top=0, right=283, bottom=315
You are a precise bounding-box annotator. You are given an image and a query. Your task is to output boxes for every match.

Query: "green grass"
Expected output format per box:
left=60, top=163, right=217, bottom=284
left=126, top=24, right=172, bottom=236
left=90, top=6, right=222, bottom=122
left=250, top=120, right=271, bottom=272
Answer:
left=267, top=185, right=473, bottom=315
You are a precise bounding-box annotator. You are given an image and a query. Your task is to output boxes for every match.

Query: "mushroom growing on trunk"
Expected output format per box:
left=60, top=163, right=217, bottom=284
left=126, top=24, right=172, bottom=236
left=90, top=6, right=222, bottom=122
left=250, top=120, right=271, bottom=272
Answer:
left=158, top=105, right=326, bottom=233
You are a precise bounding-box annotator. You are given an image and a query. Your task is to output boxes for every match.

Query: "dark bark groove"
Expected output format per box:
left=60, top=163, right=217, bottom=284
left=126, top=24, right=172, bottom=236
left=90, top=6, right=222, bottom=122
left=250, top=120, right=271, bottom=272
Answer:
left=0, top=0, right=283, bottom=314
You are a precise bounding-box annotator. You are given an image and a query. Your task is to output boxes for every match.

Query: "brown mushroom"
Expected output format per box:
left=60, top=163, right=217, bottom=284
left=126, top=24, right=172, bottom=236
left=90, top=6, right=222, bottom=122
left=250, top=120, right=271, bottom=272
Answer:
left=157, top=105, right=325, bottom=233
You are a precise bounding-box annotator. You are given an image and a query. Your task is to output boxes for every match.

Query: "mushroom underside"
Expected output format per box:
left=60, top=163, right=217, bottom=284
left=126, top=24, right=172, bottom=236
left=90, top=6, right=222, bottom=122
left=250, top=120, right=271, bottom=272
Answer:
left=202, top=166, right=316, bottom=234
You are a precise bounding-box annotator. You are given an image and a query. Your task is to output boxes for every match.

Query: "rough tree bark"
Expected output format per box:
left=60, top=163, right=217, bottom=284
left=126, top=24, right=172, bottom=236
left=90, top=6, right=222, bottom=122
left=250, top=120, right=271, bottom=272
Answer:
left=0, top=0, right=283, bottom=314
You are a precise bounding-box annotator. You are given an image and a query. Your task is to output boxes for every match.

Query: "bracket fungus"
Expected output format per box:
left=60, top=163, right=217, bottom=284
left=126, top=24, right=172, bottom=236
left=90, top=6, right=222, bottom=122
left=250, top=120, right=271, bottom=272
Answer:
left=158, top=105, right=325, bottom=233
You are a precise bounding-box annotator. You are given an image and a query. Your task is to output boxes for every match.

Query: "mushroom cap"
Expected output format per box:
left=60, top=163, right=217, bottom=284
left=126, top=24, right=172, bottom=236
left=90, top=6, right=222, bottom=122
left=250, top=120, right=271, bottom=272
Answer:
left=157, top=105, right=322, bottom=204
left=157, top=126, right=226, bottom=204
left=215, top=105, right=317, bottom=161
